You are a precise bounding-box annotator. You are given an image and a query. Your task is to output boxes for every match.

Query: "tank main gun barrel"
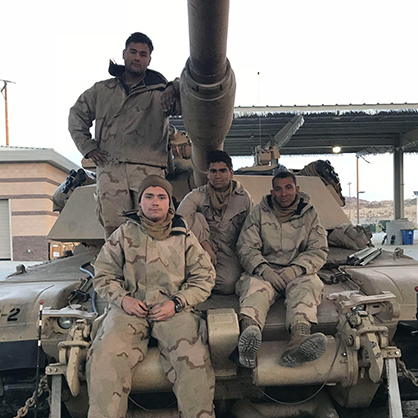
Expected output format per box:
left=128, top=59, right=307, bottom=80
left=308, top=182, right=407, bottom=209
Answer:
left=188, top=0, right=229, bottom=84
left=180, top=0, right=236, bottom=187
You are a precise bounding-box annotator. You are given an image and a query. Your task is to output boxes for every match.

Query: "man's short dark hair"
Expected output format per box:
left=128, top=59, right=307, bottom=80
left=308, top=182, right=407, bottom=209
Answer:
left=272, top=170, right=297, bottom=187
left=207, top=150, right=233, bottom=170
left=125, top=32, right=154, bottom=54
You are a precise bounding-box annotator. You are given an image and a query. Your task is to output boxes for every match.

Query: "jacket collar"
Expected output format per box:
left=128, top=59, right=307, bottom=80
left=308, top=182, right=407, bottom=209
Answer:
left=108, top=60, right=168, bottom=87
left=121, top=210, right=187, bottom=235
left=264, top=191, right=311, bottom=218
left=203, top=180, right=245, bottom=205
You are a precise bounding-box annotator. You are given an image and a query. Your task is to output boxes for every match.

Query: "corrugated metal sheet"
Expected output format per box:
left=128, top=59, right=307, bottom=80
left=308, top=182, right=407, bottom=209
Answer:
left=170, top=104, right=418, bottom=156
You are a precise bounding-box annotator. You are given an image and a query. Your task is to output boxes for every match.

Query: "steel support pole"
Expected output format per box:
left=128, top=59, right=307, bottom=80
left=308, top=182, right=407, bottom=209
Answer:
left=50, top=375, right=62, bottom=418
left=356, top=156, right=360, bottom=224
left=348, top=181, right=352, bottom=222
left=386, top=358, right=403, bottom=418
left=393, top=136, right=404, bottom=220
left=4, top=84, right=9, bottom=146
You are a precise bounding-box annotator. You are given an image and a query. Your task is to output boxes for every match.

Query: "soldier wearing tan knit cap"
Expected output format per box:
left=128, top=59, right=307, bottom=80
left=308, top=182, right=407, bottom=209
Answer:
left=87, top=176, right=216, bottom=418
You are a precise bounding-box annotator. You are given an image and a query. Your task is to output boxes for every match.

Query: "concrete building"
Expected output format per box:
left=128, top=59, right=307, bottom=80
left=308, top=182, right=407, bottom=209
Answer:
left=0, top=146, right=79, bottom=261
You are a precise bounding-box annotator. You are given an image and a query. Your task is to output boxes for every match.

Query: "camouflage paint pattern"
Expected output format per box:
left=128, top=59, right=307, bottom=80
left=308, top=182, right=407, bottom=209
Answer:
left=177, top=181, right=253, bottom=294
left=236, top=192, right=328, bottom=329
left=69, top=71, right=181, bottom=238
left=236, top=272, right=324, bottom=329
left=94, top=214, right=215, bottom=311
left=285, top=273, right=324, bottom=327
left=237, top=193, right=328, bottom=280
left=69, top=72, right=180, bottom=165
left=96, top=163, right=165, bottom=238
left=89, top=214, right=216, bottom=417
left=87, top=305, right=215, bottom=418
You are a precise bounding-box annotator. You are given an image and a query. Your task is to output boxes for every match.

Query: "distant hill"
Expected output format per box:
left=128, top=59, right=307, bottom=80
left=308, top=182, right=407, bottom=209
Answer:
left=342, top=197, right=417, bottom=226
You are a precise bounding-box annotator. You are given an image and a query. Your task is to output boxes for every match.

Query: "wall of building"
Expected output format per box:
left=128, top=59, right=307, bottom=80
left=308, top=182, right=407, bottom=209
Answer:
left=0, top=161, right=68, bottom=261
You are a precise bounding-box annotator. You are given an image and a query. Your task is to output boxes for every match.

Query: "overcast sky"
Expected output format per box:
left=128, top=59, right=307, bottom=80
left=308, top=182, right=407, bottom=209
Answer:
left=1, top=0, right=417, bottom=201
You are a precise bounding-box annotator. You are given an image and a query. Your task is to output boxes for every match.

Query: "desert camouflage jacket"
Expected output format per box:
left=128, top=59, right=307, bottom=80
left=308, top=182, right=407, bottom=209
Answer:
left=177, top=181, right=254, bottom=256
left=237, top=192, right=328, bottom=275
left=69, top=64, right=180, bottom=168
left=94, top=213, right=215, bottom=310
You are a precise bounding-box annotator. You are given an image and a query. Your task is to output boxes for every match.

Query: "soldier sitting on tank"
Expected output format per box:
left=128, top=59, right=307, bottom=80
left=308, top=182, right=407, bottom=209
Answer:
left=235, top=169, right=329, bottom=369
left=177, top=150, right=253, bottom=295
left=87, top=175, right=216, bottom=418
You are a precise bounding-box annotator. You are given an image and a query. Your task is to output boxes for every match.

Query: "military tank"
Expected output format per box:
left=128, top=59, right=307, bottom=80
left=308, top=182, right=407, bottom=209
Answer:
left=1, top=1, right=418, bottom=417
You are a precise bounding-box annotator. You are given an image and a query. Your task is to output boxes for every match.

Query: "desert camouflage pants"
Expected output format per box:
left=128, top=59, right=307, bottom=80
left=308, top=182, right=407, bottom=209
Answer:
left=213, top=250, right=242, bottom=295
left=96, top=163, right=165, bottom=238
left=86, top=305, right=215, bottom=418
left=190, top=212, right=242, bottom=295
left=236, top=272, right=324, bottom=330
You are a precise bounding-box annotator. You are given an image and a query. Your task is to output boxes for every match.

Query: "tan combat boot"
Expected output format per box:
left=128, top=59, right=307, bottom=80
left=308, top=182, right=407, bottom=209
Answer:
left=279, top=322, right=327, bottom=368
left=237, top=316, right=262, bottom=369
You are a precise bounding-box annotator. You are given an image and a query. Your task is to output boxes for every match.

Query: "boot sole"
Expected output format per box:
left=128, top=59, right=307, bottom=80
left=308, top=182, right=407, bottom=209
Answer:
left=279, top=333, right=327, bottom=368
left=238, top=325, right=262, bottom=369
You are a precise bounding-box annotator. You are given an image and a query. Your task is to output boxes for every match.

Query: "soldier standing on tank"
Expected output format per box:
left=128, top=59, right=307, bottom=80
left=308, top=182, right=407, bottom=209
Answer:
left=177, top=151, right=253, bottom=295
left=69, top=32, right=180, bottom=239
left=235, top=169, right=329, bottom=369
left=87, top=175, right=216, bottom=418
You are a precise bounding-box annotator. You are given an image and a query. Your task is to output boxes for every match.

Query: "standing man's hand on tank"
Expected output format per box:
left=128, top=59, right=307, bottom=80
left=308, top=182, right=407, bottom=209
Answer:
left=87, top=149, right=110, bottom=167
left=161, top=84, right=175, bottom=114
left=148, top=301, right=176, bottom=321
left=122, top=295, right=149, bottom=317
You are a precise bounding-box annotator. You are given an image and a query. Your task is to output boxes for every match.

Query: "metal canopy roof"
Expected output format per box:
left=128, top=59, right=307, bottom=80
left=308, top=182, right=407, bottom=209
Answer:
left=170, top=103, right=418, bottom=157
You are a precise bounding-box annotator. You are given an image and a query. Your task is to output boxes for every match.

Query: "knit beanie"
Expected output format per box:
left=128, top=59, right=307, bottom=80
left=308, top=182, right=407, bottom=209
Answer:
left=138, top=175, right=173, bottom=203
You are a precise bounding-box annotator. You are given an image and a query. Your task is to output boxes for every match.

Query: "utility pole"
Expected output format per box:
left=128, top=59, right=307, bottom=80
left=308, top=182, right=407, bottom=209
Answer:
left=1, top=79, right=16, bottom=146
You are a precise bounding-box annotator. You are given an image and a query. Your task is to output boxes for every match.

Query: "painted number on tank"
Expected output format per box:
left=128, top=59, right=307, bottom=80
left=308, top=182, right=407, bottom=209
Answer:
left=7, top=308, right=21, bottom=322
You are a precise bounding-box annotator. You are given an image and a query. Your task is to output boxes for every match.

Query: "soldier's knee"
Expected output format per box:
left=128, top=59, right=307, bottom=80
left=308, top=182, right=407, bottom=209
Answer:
left=288, top=274, right=323, bottom=293
left=236, top=273, right=274, bottom=298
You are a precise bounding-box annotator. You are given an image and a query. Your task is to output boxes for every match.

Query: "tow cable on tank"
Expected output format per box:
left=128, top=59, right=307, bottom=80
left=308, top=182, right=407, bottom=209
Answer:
left=78, top=262, right=98, bottom=314
left=257, top=314, right=348, bottom=406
